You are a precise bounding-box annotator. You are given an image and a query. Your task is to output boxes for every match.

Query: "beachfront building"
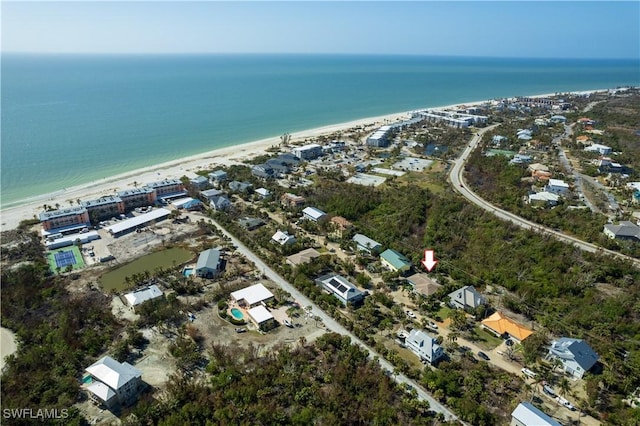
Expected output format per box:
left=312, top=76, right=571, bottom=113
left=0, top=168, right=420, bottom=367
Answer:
left=379, top=249, right=412, bottom=274
left=316, top=274, right=365, bottom=306
left=367, top=125, right=392, bottom=147
left=39, top=206, right=91, bottom=234
left=546, top=338, right=599, bottom=379
left=124, top=285, right=163, bottom=311
left=145, top=179, right=186, bottom=201
left=84, top=356, right=143, bottom=410
left=406, top=329, right=444, bottom=364
left=118, top=187, right=157, bottom=210
left=195, top=248, right=223, bottom=278
left=81, top=196, right=125, bottom=223
left=189, top=175, right=209, bottom=189
left=208, top=170, right=228, bottom=186
left=352, top=233, right=382, bottom=255
left=418, top=109, right=488, bottom=128
left=231, top=283, right=274, bottom=308
left=292, top=143, right=323, bottom=160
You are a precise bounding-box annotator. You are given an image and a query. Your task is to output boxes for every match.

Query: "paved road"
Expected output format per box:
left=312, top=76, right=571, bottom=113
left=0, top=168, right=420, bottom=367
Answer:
left=210, top=219, right=463, bottom=423
left=449, top=126, right=640, bottom=268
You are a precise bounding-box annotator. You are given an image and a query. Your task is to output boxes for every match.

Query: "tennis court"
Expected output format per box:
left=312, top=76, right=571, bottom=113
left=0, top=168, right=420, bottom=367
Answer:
left=47, top=245, right=85, bottom=273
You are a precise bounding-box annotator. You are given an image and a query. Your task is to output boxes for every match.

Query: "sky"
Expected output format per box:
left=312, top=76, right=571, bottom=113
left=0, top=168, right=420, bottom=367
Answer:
left=2, top=1, right=639, bottom=59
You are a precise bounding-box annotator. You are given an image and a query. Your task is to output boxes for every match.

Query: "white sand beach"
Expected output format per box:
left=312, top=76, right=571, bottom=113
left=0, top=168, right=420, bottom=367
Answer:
left=0, top=90, right=603, bottom=232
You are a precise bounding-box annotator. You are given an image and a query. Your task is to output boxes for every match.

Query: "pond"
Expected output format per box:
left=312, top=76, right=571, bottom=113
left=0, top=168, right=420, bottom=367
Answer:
left=100, top=247, right=193, bottom=292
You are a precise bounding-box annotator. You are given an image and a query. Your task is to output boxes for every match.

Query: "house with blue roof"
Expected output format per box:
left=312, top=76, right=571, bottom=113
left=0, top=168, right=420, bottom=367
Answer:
left=379, top=249, right=412, bottom=274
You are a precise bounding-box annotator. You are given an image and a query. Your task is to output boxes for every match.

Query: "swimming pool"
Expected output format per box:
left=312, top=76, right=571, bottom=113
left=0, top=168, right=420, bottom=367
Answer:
left=231, top=308, right=244, bottom=320
left=82, top=375, right=93, bottom=384
left=183, top=268, right=194, bottom=277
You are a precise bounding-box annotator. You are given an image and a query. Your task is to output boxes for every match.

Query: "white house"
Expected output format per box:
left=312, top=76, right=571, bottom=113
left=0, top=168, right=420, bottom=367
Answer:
left=247, top=305, right=275, bottom=330
left=584, top=143, right=612, bottom=155
left=448, top=286, right=486, bottom=310
left=255, top=188, right=271, bottom=199
left=547, top=338, right=599, bottom=379
left=85, top=356, right=143, bottom=409
left=302, top=206, right=327, bottom=222
left=316, top=274, right=364, bottom=306
left=405, top=329, right=444, bottom=364
left=231, top=283, right=274, bottom=308
left=272, top=230, right=296, bottom=245
left=124, top=285, right=163, bottom=310
left=511, top=401, right=562, bottom=426
left=545, top=179, right=570, bottom=195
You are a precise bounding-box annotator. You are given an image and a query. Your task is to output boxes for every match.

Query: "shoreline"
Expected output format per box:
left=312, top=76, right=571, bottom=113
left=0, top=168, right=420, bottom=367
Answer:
left=0, top=89, right=608, bottom=232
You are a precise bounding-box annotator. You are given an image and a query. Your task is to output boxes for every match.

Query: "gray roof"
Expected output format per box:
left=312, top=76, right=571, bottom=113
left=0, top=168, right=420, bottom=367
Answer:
left=549, top=338, right=599, bottom=372
left=448, top=286, right=485, bottom=309
left=352, top=233, right=382, bottom=251
left=39, top=205, right=88, bottom=221
left=196, top=249, right=221, bottom=271
left=604, top=221, right=640, bottom=239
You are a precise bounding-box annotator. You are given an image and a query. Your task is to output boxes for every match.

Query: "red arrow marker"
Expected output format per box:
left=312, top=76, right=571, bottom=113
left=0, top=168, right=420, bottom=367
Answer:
left=421, top=249, right=438, bottom=272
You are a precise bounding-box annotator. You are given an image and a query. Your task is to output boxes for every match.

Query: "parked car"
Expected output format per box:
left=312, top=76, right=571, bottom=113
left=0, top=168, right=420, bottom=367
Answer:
left=505, top=339, right=514, bottom=347
left=406, top=310, right=417, bottom=319
left=427, top=321, right=438, bottom=330
left=543, top=384, right=556, bottom=397
left=521, top=368, right=537, bottom=378
left=477, top=351, right=490, bottom=361
left=556, top=396, right=576, bottom=411
left=235, top=327, right=247, bottom=333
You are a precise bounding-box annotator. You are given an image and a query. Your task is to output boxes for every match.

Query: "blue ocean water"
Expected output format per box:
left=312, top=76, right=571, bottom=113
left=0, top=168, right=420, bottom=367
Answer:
left=1, top=54, right=638, bottom=207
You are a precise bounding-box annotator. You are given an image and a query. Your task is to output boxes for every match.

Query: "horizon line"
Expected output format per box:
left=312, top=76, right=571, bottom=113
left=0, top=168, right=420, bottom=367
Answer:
left=2, top=51, right=639, bottom=61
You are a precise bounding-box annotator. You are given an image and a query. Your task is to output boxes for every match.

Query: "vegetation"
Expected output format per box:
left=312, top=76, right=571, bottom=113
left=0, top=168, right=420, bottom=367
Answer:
left=124, top=333, right=442, bottom=425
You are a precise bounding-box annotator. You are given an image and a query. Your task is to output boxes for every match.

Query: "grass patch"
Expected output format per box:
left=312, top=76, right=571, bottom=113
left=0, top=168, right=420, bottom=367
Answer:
left=434, top=305, right=453, bottom=322
left=465, top=326, right=505, bottom=350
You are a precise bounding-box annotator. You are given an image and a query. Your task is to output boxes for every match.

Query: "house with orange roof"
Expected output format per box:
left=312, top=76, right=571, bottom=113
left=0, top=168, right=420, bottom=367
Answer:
left=481, top=312, right=533, bottom=343
left=330, top=216, right=353, bottom=238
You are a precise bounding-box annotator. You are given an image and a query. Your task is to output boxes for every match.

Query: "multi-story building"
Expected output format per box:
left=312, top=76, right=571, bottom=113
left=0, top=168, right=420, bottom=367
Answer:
left=81, top=196, right=125, bottom=222
left=292, top=143, right=323, bottom=160
left=39, top=206, right=91, bottom=233
left=118, top=187, right=157, bottom=210
left=145, top=179, right=185, bottom=199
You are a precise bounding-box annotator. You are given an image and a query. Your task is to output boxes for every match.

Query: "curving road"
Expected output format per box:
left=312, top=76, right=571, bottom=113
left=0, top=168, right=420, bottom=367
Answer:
left=210, top=219, right=463, bottom=423
left=449, top=126, right=640, bottom=268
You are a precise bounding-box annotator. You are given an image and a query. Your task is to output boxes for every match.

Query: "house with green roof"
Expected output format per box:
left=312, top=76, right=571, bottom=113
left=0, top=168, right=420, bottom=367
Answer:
left=379, top=249, right=412, bottom=275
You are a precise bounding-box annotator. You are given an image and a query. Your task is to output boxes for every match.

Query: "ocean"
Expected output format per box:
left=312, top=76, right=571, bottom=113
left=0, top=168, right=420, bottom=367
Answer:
left=1, top=54, right=638, bottom=207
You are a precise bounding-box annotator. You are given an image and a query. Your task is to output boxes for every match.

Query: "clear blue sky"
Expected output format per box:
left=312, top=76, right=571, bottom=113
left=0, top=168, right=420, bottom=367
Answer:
left=2, top=1, right=639, bottom=59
